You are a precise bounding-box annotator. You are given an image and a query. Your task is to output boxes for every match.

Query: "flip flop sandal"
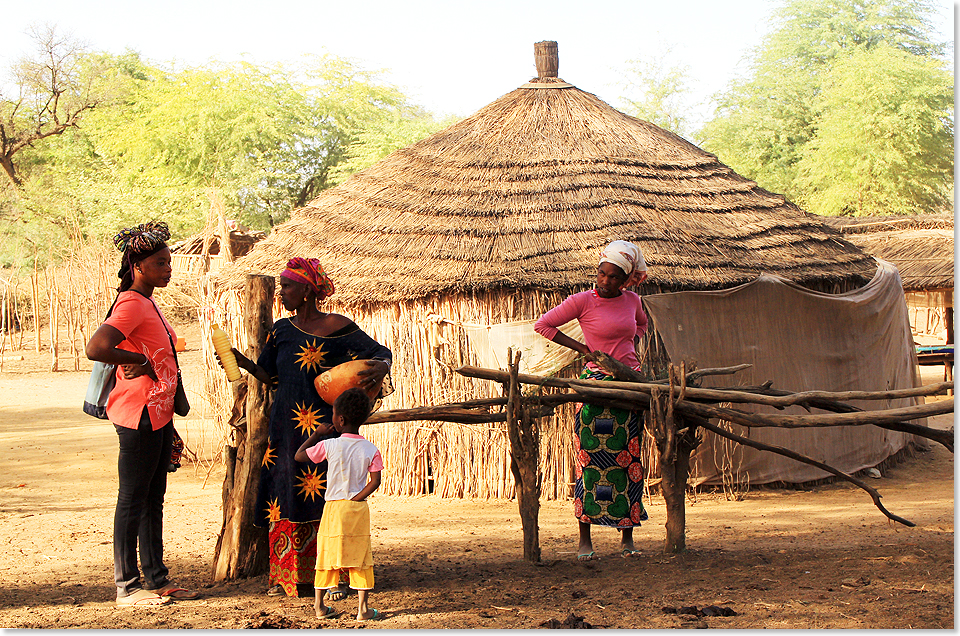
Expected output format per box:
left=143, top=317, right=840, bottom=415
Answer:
left=577, top=551, right=599, bottom=561
left=266, top=585, right=286, bottom=597
left=327, top=587, right=348, bottom=601
left=318, top=606, right=342, bottom=620
left=621, top=549, right=642, bottom=558
left=357, top=608, right=384, bottom=622
left=154, top=582, right=200, bottom=600
left=117, top=589, right=172, bottom=607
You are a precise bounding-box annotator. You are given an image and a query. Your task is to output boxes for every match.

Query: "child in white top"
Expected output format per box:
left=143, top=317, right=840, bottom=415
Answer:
left=295, top=387, right=383, bottom=621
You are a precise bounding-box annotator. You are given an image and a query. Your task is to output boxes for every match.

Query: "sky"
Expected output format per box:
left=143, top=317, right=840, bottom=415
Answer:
left=1, top=0, right=954, bottom=131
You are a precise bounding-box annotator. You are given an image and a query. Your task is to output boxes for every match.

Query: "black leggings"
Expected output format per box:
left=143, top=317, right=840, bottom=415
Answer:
left=113, top=409, right=173, bottom=597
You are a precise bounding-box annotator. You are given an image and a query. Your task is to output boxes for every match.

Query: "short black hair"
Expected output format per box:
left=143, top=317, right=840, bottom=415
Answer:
left=334, top=387, right=372, bottom=428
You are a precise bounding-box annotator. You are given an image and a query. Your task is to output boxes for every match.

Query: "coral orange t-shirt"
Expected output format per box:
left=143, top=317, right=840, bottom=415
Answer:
left=103, top=291, right=178, bottom=430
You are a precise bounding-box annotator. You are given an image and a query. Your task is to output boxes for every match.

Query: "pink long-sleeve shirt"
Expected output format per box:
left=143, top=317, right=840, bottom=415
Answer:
left=534, top=289, right=648, bottom=370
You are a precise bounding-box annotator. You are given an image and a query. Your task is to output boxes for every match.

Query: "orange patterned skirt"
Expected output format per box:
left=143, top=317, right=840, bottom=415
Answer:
left=268, top=519, right=319, bottom=597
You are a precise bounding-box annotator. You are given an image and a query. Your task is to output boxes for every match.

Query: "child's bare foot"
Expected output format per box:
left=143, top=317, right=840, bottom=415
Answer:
left=328, top=583, right=349, bottom=601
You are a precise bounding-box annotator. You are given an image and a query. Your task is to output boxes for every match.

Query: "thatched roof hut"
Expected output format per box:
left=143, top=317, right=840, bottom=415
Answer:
left=218, top=87, right=875, bottom=302
left=171, top=226, right=265, bottom=259
left=822, top=214, right=953, bottom=345
left=212, top=42, right=905, bottom=498
left=821, top=214, right=954, bottom=293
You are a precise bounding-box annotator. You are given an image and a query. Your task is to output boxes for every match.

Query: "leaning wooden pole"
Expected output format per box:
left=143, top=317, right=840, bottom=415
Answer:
left=696, top=418, right=916, bottom=527
left=212, top=274, right=273, bottom=580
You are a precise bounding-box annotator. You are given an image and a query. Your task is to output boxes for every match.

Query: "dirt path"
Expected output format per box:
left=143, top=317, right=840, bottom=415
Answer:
left=0, top=322, right=953, bottom=628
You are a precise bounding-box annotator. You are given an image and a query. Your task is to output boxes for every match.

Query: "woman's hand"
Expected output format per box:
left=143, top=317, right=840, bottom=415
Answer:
left=120, top=359, right=158, bottom=381
left=356, top=359, right=389, bottom=392
left=215, top=347, right=252, bottom=372
left=218, top=348, right=273, bottom=385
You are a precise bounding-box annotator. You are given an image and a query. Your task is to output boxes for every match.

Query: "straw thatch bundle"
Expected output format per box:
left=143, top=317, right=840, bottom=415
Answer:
left=170, top=228, right=265, bottom=259
left=219, top=84, right=874, bottom=301
left=821, top=214, right=954, bottom=292
left=210, top=43, right=879, bottom=499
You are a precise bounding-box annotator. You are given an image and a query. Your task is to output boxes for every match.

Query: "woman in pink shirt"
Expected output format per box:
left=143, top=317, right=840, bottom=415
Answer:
left=534, top=240, right=650, bottom=561
left=86, top=222, right=198, bottom=607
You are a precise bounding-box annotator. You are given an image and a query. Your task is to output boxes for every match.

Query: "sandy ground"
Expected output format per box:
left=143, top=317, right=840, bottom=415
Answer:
left=0, top=320, right=954, bottom=629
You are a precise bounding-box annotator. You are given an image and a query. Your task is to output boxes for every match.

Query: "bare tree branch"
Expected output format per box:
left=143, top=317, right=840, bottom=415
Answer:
left=0, top=24, right=106, bottom=187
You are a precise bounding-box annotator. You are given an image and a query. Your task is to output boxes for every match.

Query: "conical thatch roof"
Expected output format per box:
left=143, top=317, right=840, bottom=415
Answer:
left=217, top=49, right=875, bottom=306
left=821, top=214, right=954, bottom=291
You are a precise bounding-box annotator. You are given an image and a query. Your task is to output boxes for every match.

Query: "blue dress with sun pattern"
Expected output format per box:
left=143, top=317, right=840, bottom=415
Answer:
left=254, top=317, right=392, bottom=528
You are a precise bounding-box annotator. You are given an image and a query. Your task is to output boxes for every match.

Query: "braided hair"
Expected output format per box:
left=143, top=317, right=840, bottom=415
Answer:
left=113, top=222, right=171, bottom=292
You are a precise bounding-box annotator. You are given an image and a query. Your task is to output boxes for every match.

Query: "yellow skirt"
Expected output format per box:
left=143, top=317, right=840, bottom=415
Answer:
left=316, top=500, right=373, bottom=571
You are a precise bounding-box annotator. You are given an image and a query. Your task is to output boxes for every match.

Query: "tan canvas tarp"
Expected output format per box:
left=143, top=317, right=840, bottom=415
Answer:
left=643, top=260, right=921, bottom=485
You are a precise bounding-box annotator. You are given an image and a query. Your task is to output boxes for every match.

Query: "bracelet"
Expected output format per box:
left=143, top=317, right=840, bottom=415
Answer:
left=140, top=356, right=150, bottom=366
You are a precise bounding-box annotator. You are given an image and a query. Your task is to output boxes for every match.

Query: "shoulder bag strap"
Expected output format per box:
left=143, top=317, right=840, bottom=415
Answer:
left=145, top=296, right=181, bottom=371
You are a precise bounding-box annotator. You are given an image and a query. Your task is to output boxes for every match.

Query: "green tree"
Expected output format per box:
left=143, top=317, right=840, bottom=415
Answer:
left=794, top=44, right=953, bottom=215
left=0, top=25, right=114, bottom=189
left=700, top=0, right=952, bottom=215
left=3, top=36, right=446, bottom=252
left=97, top=55, right=418, bottom=231
left=617, top=48, right=696, bottom=139
left=11, top=53, right=420, bottom=241
left=328, top=106, right=457, bottom=185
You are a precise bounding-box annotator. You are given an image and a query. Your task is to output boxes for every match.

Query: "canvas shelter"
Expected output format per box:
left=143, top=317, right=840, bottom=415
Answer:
left=211, top=42, right=919, bottom=497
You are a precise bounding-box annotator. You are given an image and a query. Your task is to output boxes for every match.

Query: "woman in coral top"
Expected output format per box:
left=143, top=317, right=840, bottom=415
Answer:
left=534, top=240, right=650, bottom=562
left=86, top=222, right=198, bottom=607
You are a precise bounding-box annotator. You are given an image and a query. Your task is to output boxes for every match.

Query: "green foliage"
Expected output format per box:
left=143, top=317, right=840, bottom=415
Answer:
left=0, top=25, right=114, bottom=189
left=328, top=107, right=458, bottom=185
left=700, top=0, right=952, bottom=216
left=87, top=54, right=411, bottom=231
left=2, top=49, right=439, bottom=259
left=795, top=44, right=953, bottom=215
left=617, top=49, right=696, bottom=140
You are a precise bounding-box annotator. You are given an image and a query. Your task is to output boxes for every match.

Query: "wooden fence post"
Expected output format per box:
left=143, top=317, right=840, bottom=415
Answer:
left=211, top=274, right=273, bottom=580
left=32, top=263, right=40, bottom=354
left=505, top=349, right=542, bottom=563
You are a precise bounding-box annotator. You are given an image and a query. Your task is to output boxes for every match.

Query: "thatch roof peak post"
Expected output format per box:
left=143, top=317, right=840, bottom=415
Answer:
left=534, top=41, right=559, bottom=78
left=523, top=41, right=572, bottom=89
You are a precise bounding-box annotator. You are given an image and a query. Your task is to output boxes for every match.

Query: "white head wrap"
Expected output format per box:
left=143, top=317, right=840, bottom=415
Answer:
left=599, top=240, right=647, bottom=278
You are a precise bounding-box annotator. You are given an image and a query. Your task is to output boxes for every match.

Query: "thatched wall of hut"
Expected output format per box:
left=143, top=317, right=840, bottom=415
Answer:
left=206, top=43, right=904, bottom=498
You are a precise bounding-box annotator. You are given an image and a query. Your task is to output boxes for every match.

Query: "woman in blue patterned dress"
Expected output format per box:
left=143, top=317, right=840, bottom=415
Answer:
left=224, top=258, right=392, bottom=597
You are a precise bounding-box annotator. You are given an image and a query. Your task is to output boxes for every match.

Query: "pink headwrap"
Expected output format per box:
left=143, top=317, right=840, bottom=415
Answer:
left=280, top=257, right=335, bottom=300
